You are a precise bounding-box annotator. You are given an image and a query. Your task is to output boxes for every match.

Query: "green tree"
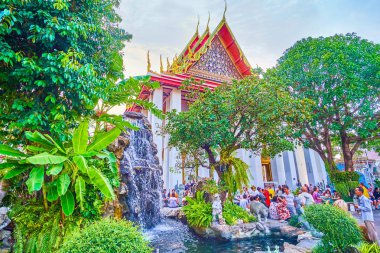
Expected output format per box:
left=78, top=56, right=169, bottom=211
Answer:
left=0, top=0, right=130, bottom=144
left=271, top=33, right=380, bottom=171
left=164, top=76, right=309, bottom=194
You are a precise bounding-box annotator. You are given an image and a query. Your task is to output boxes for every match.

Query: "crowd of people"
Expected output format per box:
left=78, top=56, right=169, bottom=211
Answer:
left=233, top=182, right=379, bottom=245
left=161, top=180, right=379, bottom=245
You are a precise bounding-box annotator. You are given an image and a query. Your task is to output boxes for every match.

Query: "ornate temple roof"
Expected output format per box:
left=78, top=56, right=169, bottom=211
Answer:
left=150, top=11, right=252, bottom=84
left=129, top=9, right=253, bottom=112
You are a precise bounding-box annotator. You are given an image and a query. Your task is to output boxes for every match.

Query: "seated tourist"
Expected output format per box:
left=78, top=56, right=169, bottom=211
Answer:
left=322, top=189, right=333, bottom=204
left=239, top=194, right=249, bottom=210
left=168, top=192, right=178, bottom=208
left=332, top=192, right=348, bottom=212
left=298, top=186, right=315, bottom=207
left=269, top=196, right=280, bottom=220
left=373, top=187, right=380, bottom=210
left=276, top=196, right=291, bottom=222
left=312, top=186, right=323, bottom=204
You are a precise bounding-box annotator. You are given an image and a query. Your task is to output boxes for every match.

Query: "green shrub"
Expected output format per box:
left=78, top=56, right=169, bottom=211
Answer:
left=9, top=203, right=81, bottom=253
left=288, top=215, right=302, bottom=228
left=59, top=218, right=151, bottom=253
left=222, top=201, right=257, bottom=225
left=183, top=191, right=213, bottom=228
left=330, top=171, right=359, bottom=183
left=355, top=242, right=380, bottom=253
left=304, top=204, right=362, bottom=253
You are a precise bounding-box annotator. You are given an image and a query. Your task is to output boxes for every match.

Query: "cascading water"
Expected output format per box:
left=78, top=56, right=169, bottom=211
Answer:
left=119, top=112, right=163, bottom=228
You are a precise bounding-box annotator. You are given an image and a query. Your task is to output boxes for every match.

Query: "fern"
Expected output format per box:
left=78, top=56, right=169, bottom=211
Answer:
left=222, top=201, right=257, bottom=225
left=183, top=191, right=213, bottom=228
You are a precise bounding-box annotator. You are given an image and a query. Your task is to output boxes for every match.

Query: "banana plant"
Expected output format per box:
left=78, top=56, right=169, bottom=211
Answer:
left=0, top=121, right=120, bottom=216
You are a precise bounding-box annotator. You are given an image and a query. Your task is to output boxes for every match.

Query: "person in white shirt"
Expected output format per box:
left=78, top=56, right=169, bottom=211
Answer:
left=239, top=194, right=249, bottom=210
left=298, top=186, right=315, bottom=207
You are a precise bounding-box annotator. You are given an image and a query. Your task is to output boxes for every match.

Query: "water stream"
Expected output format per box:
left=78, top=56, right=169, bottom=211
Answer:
left=119, top=112, right=163, bottom=228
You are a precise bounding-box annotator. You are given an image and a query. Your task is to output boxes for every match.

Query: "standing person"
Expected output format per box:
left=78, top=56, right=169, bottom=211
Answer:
left=281, top=185, right=296, bottom=216
left=355, top=187, right=379, bottom=245
left=250, top=186, right=259, bottom=197
left=312, top=186, right=323, bottom=204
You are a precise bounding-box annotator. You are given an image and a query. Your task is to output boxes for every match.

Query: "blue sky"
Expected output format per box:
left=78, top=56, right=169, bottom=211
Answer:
left=117, top=0, right=380, bottom=76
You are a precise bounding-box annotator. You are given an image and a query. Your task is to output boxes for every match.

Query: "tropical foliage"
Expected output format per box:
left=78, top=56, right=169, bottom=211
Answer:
left=183, top=191, right=213, bottom=228
left=9, top=202, right=82, bottom=253
left=0, top=121, right=120, bottom=216
left=270, top=33, right=380, bottom=171
left=222, top=201, right=257, bottom=225
left=59, top=218, right=151, bottom=253
left=165, top=75, right=309, bottom=196
left=304, top=204, right=362, bottom=252
left=0, top=0, right=131, bottom=144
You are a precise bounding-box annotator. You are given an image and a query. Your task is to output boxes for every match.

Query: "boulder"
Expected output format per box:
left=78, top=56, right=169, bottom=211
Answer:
left=280, top=225, right=306, bottom=239
left=161, top=207, right=181, bottom=218
left=283, top=242, right=310, bottom=253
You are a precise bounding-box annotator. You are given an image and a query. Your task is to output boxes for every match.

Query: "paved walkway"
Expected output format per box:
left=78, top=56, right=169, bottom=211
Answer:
left=351, top=209, right=380, bottom=233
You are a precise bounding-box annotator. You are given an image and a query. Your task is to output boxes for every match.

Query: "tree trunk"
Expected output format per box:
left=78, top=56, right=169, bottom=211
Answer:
left=341, top=131, right=354, bottom=171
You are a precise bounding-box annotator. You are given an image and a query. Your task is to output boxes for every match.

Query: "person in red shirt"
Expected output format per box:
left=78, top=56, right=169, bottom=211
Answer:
left=262, top=186, right=271, bottom=207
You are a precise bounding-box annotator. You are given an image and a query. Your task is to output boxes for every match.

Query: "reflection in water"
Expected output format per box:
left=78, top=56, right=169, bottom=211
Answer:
left=146, top=219, right=293, bottom=253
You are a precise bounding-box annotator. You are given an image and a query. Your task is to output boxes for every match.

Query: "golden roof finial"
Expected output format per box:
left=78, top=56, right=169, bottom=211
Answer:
left=196, top=15, right=200, bottom=35
left=206, top=12, right=210, bottom=32
left=166, top=57, right=171, bottom=71
left=160, top=54, right=164, bottom=73
left=147, top=50, right=151, bottom=72
left=223, top=0, right=227, bottom=20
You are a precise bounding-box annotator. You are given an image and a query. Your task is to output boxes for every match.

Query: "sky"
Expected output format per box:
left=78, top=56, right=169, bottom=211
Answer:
left=116, top=0, right=380, bottom=77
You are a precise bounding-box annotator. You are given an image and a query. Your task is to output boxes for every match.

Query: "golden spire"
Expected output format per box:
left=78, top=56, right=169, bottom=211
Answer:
left=223, top=0, right=227, bottom=20
left=147, top=50, right=151, bottom=72
left=160, top=54, right=163, bottom=73
left=206, top=12, right=210, bottom=32
left=166, top=57, right=171, bottom=71
left=196, top=15, right=200, bottom=35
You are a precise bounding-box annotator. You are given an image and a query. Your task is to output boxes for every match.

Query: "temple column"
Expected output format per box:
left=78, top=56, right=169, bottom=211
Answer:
left=274, top=153, right=286, bottom=186
left=168, top=89, right=182, bottom=189
left=148, top=87, right=163, bottom=165
left=308, top=149, right=321, bottom=185
left=252, top=154, right=264, bottom=187
left=284, top=151, right=298, bottom=189
left=294, top=146, right=309, bottom=185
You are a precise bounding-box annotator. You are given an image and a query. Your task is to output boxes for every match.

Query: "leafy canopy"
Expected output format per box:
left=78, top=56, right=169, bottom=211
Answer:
left=0, top=0, right=131, bottom=143
left=165, top=75, right=310, bottom=194
left=271, top=33, right=380, bottom=170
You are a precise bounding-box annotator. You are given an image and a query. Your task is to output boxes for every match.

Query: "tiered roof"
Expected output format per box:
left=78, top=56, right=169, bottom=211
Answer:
left=129, top=10, right=252, bottom=112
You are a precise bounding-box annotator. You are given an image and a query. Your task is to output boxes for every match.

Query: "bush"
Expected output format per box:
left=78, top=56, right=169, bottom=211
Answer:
left=304, top=204, right=362, bottom=253
left=59, top=219, right=151, bottom=253
left=335, top=181, right=358, bottom=202
left=355, top=242, right=380, bottom=253
left=330, top=171, right=359, bottom=183
left=183, top=191, right=213, bottom=228
left=222, top=201, right=257, bottom=225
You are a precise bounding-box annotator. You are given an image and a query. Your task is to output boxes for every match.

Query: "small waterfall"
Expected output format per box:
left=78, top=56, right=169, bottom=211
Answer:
left=119, top=112, right=163, bottom=228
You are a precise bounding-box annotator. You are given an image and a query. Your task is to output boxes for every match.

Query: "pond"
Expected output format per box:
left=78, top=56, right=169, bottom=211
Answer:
left=145, top=218, right=296, bottom=253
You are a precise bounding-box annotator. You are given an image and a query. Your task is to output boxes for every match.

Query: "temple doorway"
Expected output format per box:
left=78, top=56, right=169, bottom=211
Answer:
left=261, top=156, right=273, bottom=182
